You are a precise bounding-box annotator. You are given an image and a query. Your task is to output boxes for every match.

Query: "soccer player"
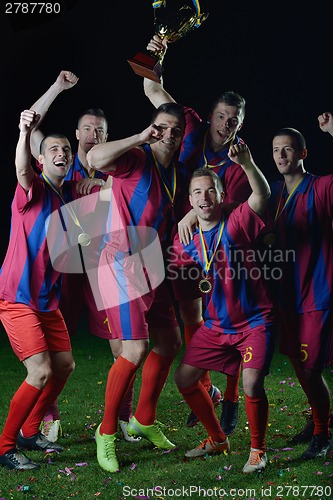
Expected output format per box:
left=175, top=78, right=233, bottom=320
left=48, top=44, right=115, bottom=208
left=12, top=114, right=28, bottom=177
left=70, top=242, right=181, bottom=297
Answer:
left=269, top=122, right=333, bottom=459
left=142, top=35, right=251, bottom=432
left=0, top=110, right=75, bottom=470
left=172, top=144, right=276, bottom=473
left=86, top=102, right=189, bottom=472
left=29, top=71, right=139, bottom=443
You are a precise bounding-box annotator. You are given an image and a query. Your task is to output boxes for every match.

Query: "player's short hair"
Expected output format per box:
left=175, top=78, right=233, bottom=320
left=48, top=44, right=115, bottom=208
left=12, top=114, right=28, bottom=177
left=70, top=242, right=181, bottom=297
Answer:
left=272, top=127, right=307, bottom=150
left=210, top=91, right=246, bottom=121
left=189, top=168, right=224, bottom=194
left=77, top=108, right=108, bottom=129
left=151, top=102, right=186, bottom=130
left=39, top=133, right=71, bottom=154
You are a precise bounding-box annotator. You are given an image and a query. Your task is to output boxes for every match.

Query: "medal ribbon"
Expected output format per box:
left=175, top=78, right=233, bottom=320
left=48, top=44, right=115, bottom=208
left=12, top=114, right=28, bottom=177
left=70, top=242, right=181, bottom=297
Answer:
left=202, top=130, right=234, bottom=169
left=152, top=0, right=205, bottom=27
left=41, top=171, right=85, bottom=233
left=199, top=218, right=225, bottom=274
left=151, top=147, right=176, bottom=205
left=274, top=176, right=304, bottom=221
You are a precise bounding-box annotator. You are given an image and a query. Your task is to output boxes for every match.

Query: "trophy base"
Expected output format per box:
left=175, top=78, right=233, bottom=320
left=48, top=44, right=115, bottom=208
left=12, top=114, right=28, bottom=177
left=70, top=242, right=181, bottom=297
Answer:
left=127, top=52, right=163, bottom=83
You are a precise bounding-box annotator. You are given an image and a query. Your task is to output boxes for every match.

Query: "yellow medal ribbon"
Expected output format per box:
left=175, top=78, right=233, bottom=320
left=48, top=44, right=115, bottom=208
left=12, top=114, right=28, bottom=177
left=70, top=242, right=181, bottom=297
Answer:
left=202, top=130, right=234, bottom=169
left=199, top=217, right=225, bottom=274
left=274, top=176, right=304, bottom=221
left=41, top=172, right=91, bottom=246
left=151, top=148, right=176, bottom=205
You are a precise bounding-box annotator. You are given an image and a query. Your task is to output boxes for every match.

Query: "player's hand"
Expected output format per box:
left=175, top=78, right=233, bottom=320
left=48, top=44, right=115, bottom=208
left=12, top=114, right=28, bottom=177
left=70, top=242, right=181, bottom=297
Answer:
left=178, top=209, right=198, bottom=245
left=19, top=110, right=40, bottom=134
left=139, top=124, right=164, bottom=145
left=228, top=142, right=251, bottom=165
left=55, top=70, right=79, bottom=92
left=146, top=34, right=168, bottom=57
left=318, top=112, right=333, bottom=135
left=76, top=177, right=105, bottom=195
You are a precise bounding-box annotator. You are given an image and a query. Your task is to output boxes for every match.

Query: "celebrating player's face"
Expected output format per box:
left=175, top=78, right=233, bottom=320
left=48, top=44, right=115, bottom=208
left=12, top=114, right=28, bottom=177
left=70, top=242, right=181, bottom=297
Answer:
left=76, top=115, right=108, bottom=153
left=189, top=176, right=224, bottom=223
left=209, top=103, right=243, bottom=150
left=39, top=137, right=72, bottom=183
left=152, top=112, right=184, bottom=153
left=272, top=135, right=306, bottom=175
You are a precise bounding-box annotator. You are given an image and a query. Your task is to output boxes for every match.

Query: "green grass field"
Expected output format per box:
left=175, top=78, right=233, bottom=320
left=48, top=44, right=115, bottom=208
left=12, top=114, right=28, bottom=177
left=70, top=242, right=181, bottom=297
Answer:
left=0, top=318, right=332, bottom=500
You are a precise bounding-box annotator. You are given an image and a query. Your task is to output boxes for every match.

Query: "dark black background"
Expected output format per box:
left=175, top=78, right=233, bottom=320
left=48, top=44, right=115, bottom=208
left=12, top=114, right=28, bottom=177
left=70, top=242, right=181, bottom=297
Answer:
left=1, top=0, right=332, bottom=261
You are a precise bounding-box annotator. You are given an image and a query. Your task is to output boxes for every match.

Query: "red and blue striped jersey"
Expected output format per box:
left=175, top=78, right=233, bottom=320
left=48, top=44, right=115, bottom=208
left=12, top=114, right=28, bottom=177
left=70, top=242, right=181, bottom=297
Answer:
left=180, top=107, right=252, bottom=204
left=269, top=172, right=333, bottom=313
left=0, top=174, right=79, bottom=311
left=173, top=202, right=275, bottom=333
left=104, top=144, right=189, bottom=255
left=64, top=154, right=107, bottom=182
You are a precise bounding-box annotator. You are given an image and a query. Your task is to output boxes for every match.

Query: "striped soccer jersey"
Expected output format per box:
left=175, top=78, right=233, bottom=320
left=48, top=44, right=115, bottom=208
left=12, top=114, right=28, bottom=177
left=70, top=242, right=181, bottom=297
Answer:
left=173, top=202, right=275, bottom=333
left=269, top=172, right=333, bottom=313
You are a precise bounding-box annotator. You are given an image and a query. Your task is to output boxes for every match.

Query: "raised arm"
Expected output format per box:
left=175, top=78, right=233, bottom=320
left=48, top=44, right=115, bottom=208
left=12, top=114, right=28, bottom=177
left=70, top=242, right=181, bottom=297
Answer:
left=29, top=70, right=79, bottom=159
left=87, top=124, right=164, bottom=173
left=143, top=35, right=176, bottom=108
left=228, top=143, right=270, bottom=216
left=16, top=110, right=40, bottom=191
left=318, top=112, right=333, bottom=137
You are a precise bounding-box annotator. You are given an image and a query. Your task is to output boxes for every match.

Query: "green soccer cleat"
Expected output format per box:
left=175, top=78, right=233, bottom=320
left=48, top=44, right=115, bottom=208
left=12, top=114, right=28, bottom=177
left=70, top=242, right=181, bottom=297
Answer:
left=127, top=416, right=176, bottom=449
left=95, top=424, right=119, bottom=472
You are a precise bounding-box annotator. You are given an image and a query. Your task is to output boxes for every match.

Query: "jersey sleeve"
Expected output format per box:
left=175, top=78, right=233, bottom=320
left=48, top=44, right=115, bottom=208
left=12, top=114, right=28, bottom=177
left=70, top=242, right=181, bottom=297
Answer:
left=108, top=147, right=145, bottom=178
left=223, top=164, right=252, bottom=204
left=227, top=201, right=267, bottom=244
left=14, top=173, right=44, bottom=213
left=171, top=233, right=196, bottom=267
left=314, top=174, right=333, bottom=218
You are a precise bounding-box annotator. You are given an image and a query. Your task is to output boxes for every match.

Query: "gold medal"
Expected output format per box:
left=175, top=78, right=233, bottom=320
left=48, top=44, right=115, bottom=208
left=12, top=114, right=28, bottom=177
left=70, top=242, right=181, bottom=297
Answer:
left=198, top=277, right=212, bottom=294
left=263, top=232, right=276, bottom=246
left=78, top=232, right=92, bottom=247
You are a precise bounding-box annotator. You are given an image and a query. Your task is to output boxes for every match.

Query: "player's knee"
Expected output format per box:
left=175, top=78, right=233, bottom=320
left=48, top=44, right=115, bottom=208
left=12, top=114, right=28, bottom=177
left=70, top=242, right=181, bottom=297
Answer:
left=26, top=365, right=52, bottom=390
left=174, top=363, right=195, bottom=389
left=52, top=355, right=75, bottom=380
left=174, top=364, right=185, bottom=387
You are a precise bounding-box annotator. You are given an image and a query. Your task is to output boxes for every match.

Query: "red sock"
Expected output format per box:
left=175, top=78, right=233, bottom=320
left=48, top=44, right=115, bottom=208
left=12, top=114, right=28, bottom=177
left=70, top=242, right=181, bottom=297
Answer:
left=135, top=351, right=173, bottom=425
left=0, top=381, right=41, bottom=454
left=245, top=393, right=268, bottom=451
left=183, top=321, right=204, bottom=346
left=44, top=399, right=60, bottom=422
left=180, top=382, right=226, bottom=443
left=118, top=374, right=136, bottom=422
left=199, top=370, right=212, bottom=392
left=312, top=405, right=331, bottom=436
left=101, top=356, right=137, bottom=435
left=22, top=377, right=67, bottom=437
left=223, top=366, right=241, bottom=403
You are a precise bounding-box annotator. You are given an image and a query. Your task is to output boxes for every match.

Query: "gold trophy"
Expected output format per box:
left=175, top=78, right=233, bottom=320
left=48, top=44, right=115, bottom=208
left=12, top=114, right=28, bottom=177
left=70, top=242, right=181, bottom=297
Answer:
left=128, top=0, right=208, bottom=83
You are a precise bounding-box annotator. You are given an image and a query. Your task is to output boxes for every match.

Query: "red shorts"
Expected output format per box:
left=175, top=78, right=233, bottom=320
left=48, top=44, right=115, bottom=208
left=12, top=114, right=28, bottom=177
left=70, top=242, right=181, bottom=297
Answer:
left=60, top=273, right=111, bottom=339
left=279, top=309, right=333, bottom=370
left=105, top=279, right=179, bottom=341
left=182, top=323, right=276, bottom=376
left=0, top=300, right=71, bottom=362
